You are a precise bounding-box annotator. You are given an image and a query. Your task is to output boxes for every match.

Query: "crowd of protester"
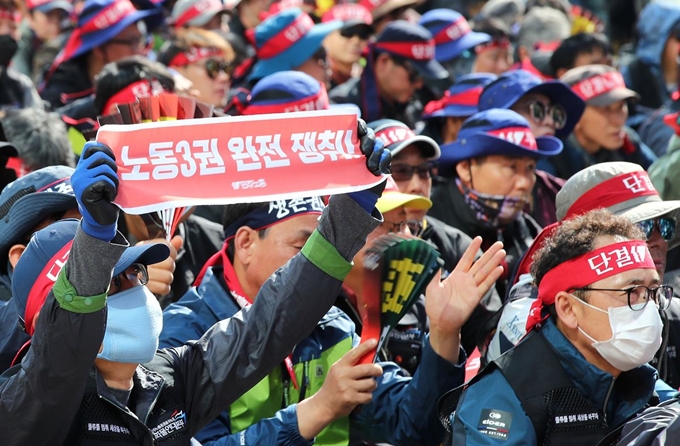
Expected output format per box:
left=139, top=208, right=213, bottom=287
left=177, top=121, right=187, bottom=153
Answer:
left=4, top=0, right=680, bottom=444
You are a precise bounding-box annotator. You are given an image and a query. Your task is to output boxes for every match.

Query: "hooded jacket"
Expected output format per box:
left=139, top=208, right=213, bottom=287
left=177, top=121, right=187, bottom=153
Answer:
left=620, top=1, right=680, bottom=111
left=39, top=55, right=93, bottom=110
left=0, top=194, right=380, bottom=445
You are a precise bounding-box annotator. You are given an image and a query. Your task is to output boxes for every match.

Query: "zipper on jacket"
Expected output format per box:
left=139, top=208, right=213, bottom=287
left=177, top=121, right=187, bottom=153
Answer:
left=601, top=377, right=616, bottom=426
left=298, top=361, right=310, bottom=402
left=98, top=394, right=155, bottom=443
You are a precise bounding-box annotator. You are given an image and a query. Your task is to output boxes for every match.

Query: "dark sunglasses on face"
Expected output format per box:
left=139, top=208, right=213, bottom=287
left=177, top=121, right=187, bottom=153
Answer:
left=526, top=101, right=567, bottom=130
left=391, top=57, right=423, bottom=84
left=340, top=26, right=373, bottom=40
left=637, top=217, right=676, bottom=242
left=391, top=162, right=434, bottom=182
left=204, top=58, right=234, bottom=79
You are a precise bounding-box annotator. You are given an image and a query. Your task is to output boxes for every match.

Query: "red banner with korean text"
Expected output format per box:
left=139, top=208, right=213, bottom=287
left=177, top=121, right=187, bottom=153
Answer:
left=96, top=110, right=385, bottom=214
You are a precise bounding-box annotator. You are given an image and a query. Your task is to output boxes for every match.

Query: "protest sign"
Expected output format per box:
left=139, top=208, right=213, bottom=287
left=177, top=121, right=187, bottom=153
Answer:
left=96, top=109, right=385, bottom=214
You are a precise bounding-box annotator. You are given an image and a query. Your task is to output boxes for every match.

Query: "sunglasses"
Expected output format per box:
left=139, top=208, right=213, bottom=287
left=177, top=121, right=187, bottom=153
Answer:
left=391, top=57, right=423, bottom=84
left=204, top=58, right=234, bottom=79
left=525, top=101, right=567, bottom=130
left=637, top=217, right=676, bottom=242
left=391, top=162, right=434, bottom=182
left=110, top=263, right=149, bottom=295
left=340, top=26, right=373, bottom=40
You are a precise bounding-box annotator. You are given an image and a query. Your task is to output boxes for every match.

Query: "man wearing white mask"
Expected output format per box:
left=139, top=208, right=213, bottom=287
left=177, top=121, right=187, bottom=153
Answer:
left=439, top=209, right=666, bottom=446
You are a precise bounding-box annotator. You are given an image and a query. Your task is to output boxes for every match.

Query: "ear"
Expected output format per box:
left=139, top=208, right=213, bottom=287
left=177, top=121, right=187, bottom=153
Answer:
left=554, top=291, right=579, bottom=329
left=455, top=160, right=471, bottom=184
left=232, top=226, right=257, bottom=267
left=8, top=244, right=26, bottom=269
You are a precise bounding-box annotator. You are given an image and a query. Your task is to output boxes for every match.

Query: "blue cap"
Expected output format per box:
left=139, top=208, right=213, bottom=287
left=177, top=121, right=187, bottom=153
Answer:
left=11, top=219, right=170, bottom=326
left=373, top=20, right=448, bottom=80
left=419, top=9, right=491, bottom=62
left=439, top=108, right=563, bottom=170
left=249, top=8, right=342, bottom=81
left=0, top=166, right=76, bottom=264
left=56, top=0, right=163, bottom=64
left=478, top=69, right=585, bottom=140
left=422, top=73, right=497, bottom=119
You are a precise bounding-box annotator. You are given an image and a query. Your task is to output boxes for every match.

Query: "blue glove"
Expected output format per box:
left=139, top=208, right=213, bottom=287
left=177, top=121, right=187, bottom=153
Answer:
left=349, top=119, right=391, bottom=212
left=71, top=142, right=120, bottom=241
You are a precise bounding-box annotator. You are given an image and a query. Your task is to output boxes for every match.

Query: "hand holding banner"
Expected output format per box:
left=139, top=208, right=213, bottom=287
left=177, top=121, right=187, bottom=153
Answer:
left=95, top=109, right=386, bottom=214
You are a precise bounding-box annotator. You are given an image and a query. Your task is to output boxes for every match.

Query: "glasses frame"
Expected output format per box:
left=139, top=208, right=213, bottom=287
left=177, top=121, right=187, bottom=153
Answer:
left=571, top=285, right=673, bottom=311
left=110, top=263, right=149, bottom=295
left=108, top=34, right=151, bottom=52
left=637, top=217, right=676, bottom=242
left=526, top=101, right=567, bottom=130
left=390, top=162, right=435, bottom=182
left=383, top=219, right=424, bottom=237
left=204, top=58, right=235, bottom=80
left=391, top=56, right=423, bottom=84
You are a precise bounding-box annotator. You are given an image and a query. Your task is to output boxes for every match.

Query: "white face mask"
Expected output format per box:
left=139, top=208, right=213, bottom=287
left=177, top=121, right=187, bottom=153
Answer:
left=571, top=295, right=663, bottom=372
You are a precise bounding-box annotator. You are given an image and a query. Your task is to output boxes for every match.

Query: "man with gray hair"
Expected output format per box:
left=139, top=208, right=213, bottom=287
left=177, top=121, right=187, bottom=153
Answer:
left=1, top=107, right=75, bottom=178
left=515, top=6, right=571, bottom=77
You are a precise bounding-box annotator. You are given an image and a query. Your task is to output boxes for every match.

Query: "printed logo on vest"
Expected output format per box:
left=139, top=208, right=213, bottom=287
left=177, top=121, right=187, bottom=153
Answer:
left=477, top=408, right=512, bottom=441
left=151, top=409, right=187, bottom=440
left=553, top=411, right=600, bottom=426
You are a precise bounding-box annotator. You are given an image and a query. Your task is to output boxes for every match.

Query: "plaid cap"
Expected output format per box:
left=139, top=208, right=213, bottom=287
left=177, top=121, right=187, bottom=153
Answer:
left=478, top=69, right=585, bottom=140
left=359, top=0, right=417, bottom=21
left=0, top=166, right=77, bottom=266
left=248, top=8, right=342, bottom=80
left=560, top=64, right=639, bottom=107
left=422, top=73, right=497, bottom=119
left=418, top=9, right=491, bottom=63
left=373, top=20, right=448, bottom=80
left=368, top=118, right=440, bottom=160
left=27, top=0, right=73, bottom=13
left=439, top=108, right=562, bottom=170
left=556, top=162, right=680, bottom=249
left=12, top=219, right=170, bottom=336
left=170, top=0, right=230, bottom=28
left=55, top=0, right=163, bottom=64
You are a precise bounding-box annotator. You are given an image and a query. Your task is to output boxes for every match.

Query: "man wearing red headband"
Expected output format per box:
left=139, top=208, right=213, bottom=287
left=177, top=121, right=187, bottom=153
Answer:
left=439, top=210, right=665, bottom=446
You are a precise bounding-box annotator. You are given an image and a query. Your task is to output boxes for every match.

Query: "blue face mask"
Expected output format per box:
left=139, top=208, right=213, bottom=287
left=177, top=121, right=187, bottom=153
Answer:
left=98, top=286, right=163, bottom=364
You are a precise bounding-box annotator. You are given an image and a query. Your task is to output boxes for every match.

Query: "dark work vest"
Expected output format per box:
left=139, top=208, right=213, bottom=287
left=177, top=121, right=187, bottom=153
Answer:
left=439, top=331, right=610, bottom=446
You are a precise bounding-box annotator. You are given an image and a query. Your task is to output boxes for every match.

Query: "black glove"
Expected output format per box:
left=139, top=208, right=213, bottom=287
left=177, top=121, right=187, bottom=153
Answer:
left=71, top=142, right=120, bottom=241
left=358, top=119, right=391, bottom=176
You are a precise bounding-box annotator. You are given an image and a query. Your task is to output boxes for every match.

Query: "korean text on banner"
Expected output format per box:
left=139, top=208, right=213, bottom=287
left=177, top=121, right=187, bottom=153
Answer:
left=96, top=109, right=385, bottom=214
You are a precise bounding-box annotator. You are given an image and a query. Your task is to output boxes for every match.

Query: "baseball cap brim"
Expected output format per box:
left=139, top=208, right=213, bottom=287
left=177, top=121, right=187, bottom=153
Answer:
left=523, top=81, right=586, bottom=140
left=434, top=31, right=491, bottom=62
left=34, top=0, right=73, bottom=13
left=587, top=87, right=640, bottom=107
left=411, top=57, right=449, bottom=81
left=440, top=134, right=563, bottom=167
left=385, top=135, right=441, bottom=160
left=113, top=242, right=171, bottom=276
left=340, top=21, right=373, bottom=36
left=250, top=20, right=343, bottom=80
left=377, top=191, right=432, bottom=213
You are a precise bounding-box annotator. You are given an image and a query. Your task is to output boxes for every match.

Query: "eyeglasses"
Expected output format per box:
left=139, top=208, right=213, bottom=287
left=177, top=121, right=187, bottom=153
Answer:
left=310, top=47, right=329, bottom=70
left=340, top=26, right=373, bottom=40
left=383, top=219, right=424, bottom=236
left=637, top=218, right=676, bottom=242
left=110, top=263, right=149, bottom=295
left=392, top=57, right=422, bottom=84
left=108, top=34, right=151, bottom=52
left=524, top=101, right=567, bottom=130
left=572, top=285, right=673, bottom=310
left=204, top=58, right=234, bottom=79
left=391, top=162, right=434, bottom=182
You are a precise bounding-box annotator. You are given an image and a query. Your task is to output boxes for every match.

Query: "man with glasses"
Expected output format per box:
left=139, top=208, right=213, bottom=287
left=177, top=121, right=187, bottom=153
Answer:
left=330, top=20, right=448, bottom=129
left=368, top=118, right=503, bottom=358
left=439, top=209, right=666, bottom=446
left=39, top=0, right=162, bottom=110
left=554, top=64, right=657, bottom=180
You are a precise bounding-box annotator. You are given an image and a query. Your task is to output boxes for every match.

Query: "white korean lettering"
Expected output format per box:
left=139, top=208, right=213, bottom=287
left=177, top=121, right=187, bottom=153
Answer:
left=121, top=145, right=150, bottom=181
left=149, top=142, right=179, bottom=180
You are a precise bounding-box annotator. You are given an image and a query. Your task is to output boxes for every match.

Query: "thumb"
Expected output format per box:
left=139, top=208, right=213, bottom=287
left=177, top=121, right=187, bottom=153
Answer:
left=344, top=339, right=378, bottom=365
left=170, top=235, right=184, bottom=258
left=425, top=269, right=443, bottom=296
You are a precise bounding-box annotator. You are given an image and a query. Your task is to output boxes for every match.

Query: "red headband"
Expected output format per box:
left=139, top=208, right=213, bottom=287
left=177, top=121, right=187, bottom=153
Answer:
left=423, top=86, right=483, bottom=114
left=565, top=171, right=658, bottom=219
left=487, top=127, right=537, bottom=150
left=374, top=40, right=435, bottom=61
left=80, top=0, right=138, bottom=34
left=526, top=240, right=655, bottom=331
left=375, top=125, right=416, bottom=146
left=243, top=84, right=329, bottom=115
left=103, top=79, right=165, bottom=114
left=572, top=71, right=626, bottom=101
left=24, top=241, right=73, bottom=337
left=168, top=46, right=223, bottom=67
left=323, top=4, right=372, bottom=24
left=433, top=17, right=471, bottom=44
left=475, top=37, right=511, bottom=53
left=173, top=0, right=223, bottom=27
left=257, top=12, right=315, bottom=59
